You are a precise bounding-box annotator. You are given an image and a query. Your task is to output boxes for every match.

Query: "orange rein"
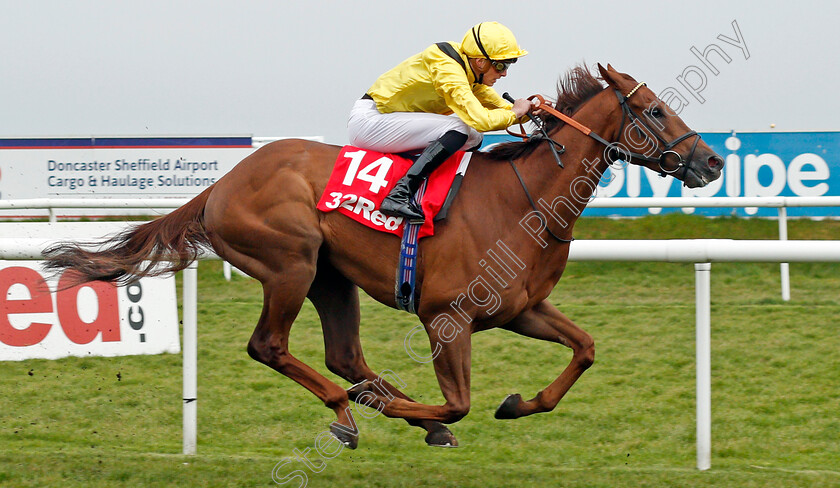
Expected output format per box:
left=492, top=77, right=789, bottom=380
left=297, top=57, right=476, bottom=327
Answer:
left=506, top=94, right=592, bottom=140
left=505, top=81, right=647, bottom=141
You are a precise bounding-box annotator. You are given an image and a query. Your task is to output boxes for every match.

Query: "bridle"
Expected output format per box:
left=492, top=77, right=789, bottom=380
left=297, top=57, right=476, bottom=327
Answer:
left=505, top=81, right=704, bottom=244
left=613, top=82, right=701, bottom=180
left=508, top=82, right=703, bottom=180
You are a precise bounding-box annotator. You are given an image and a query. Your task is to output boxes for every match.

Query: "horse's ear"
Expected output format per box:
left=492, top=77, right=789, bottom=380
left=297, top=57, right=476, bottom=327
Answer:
left=597, top=63, right=617, bottom=86
left=597, top=63, right=609, bottom=78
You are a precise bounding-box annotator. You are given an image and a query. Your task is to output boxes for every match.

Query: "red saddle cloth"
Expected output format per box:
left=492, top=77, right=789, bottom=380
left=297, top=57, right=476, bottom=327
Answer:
left=316, top=146, right=468, bottom=238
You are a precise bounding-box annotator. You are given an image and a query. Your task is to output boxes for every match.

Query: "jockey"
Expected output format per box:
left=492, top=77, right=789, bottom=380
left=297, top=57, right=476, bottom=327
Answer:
left=348, top=21, right=537, bottom=223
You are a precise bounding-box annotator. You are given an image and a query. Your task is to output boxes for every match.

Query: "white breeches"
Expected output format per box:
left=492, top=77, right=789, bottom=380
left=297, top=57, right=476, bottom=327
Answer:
left=347, top=99, right=483, bottom=153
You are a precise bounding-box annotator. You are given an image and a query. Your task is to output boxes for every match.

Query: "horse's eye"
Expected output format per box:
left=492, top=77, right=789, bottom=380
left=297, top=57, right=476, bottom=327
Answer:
left=649, top=107, right=664, bottom=119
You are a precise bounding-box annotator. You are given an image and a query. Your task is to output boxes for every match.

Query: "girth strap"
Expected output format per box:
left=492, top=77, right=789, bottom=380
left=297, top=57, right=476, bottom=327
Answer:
left=395, top=181, right=426, bottom=314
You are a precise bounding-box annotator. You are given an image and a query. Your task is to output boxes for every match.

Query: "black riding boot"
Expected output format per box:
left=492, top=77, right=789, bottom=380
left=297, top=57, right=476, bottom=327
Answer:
left=380, top=130, right=467, bottom=223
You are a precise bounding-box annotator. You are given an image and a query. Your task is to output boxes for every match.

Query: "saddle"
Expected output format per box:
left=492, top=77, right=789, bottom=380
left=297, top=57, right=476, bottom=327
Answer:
left=316, top=146, right=471, bottom=237
left=317, top=146, right=473, bottom=313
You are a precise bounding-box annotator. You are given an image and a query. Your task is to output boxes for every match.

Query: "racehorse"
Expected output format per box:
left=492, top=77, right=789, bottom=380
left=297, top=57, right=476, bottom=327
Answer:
left=43, top=64, right=723, bottom=449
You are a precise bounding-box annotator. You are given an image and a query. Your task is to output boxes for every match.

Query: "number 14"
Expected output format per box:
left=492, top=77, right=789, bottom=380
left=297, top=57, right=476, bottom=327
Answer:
left=341, top=150, right=393, bottom=194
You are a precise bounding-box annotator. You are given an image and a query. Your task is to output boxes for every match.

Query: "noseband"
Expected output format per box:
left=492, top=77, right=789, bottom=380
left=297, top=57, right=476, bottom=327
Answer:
left=614, top=82, right=701, bottom=180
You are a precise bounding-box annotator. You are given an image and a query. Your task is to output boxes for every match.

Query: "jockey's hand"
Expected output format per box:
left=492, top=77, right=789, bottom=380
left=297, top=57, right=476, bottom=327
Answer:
left=528, top=96, right=551, bottom=119
left=512, top=98, right=532, bottom=118
left=512, top=97, right=549, bottom=119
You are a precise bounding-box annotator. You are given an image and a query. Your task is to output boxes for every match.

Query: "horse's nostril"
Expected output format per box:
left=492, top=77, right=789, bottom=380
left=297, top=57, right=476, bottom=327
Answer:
left=708, top=155, right=724, bottom=169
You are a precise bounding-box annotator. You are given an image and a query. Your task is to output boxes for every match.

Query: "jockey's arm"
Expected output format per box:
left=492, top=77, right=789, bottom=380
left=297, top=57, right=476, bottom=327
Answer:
left=472, top=84, right=536, bottom=125
left=429, top=57, right=518, bottom=132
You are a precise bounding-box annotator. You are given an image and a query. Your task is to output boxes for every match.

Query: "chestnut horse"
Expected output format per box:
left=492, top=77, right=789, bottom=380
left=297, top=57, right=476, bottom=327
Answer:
left=43, top=64, right=723, bottom=448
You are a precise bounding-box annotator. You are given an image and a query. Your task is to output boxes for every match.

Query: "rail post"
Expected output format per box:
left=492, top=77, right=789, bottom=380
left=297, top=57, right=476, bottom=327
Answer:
left=182, top=261, right=199, bottom=455
left=778, top=207, right=791, bottom=301
left=695, top=262, right=712, bottom=470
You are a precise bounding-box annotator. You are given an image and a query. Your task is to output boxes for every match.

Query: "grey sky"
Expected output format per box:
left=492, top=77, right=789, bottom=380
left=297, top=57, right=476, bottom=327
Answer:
left=1, top=1, right=837, bottom=145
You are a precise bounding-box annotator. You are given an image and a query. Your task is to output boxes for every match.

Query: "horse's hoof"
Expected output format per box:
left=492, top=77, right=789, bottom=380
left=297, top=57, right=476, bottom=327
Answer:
left=330, top=423, right=359, bottom=450
left=494, top=393, right=523, bottom=420
left=425, top=426, right=459, bottom=448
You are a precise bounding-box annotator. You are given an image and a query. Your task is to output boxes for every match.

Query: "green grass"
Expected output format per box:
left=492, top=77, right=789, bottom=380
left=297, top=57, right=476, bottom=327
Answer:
left=1, top=214, right=838, bottom=487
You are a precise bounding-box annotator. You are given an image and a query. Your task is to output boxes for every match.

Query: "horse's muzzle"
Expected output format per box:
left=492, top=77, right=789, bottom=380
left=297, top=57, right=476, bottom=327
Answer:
left=684, top=153, right=724, bottom=188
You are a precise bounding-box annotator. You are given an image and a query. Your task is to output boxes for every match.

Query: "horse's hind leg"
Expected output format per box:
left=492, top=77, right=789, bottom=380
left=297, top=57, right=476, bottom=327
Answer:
left=202, top=150, right=362, bottom=446
left=245, top=261, right=359, bottom=447
left=494, top=299, right=595, bottom=419
left=307, top=259, right=458, bottom=447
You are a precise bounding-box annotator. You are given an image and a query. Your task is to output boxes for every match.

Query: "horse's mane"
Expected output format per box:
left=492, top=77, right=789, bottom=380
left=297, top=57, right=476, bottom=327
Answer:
left=485, top=65, right=606, bottom=161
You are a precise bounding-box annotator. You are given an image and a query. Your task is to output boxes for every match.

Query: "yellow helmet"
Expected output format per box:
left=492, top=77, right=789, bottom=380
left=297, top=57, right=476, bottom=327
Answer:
left=461, top=21, right=528, bottom=60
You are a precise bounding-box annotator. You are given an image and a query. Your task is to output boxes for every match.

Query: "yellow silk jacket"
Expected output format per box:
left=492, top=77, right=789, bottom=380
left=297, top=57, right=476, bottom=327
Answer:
left=366, top=41, right=517, bottom=132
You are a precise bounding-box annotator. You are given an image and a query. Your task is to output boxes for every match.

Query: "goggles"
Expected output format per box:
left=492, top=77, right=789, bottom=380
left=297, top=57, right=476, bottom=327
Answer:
left=490, top=58, right=517, bottom=73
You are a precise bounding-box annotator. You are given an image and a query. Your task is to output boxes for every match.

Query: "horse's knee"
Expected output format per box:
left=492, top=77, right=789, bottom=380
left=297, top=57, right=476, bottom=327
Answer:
left=247, top=339, right=265, bottom=363
left=442, top=401, right=470, bottom=423
left=325, top=350, right=364, bottom=381
left=577, top=337, right=595, bottom=370
left=247, top=339, right=293, bottom=370
left=324, top=356, right=348, bottom=378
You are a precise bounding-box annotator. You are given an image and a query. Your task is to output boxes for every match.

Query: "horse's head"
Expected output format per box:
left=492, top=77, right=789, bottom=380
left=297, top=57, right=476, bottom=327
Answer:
left=597, top=63, right=723, bottom=188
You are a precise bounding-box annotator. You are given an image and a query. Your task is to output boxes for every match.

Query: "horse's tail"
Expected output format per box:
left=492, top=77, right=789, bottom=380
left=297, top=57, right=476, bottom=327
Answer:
left=42, top=186, right=215, bottom=286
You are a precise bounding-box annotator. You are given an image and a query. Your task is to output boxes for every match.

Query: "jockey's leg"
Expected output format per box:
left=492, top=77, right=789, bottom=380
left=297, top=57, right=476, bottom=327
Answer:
left=348, top=98, right=481, bottom=153
left=379, top=129, right=467, bottom=223
left=347, top=99, right=482, bottom=223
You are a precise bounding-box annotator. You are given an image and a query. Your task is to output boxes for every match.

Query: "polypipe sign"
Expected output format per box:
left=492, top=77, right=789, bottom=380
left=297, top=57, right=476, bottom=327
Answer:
left=482, top=131, right=839, bottom=217
left=0, top=262, right=179, bottom=361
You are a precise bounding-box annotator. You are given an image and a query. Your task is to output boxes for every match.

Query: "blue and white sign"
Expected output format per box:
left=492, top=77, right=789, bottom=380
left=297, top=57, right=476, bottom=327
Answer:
left=0, top=136, right=321, bottom=218
left=483, top=131, right=839, bottom=217
left=0, top=137, right=256, bottom=201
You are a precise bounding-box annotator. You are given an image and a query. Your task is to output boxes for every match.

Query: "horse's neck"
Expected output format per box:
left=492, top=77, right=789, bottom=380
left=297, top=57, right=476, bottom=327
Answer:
left=514, top=91, right=622, bottom=232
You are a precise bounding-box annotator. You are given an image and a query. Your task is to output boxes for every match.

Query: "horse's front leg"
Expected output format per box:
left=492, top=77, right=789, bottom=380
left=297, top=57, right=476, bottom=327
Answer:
left=308, top=260, right=457, bottom=447
left=494, top=299, right=595, bottom=419
left=347, top=312, right=473, bottom=426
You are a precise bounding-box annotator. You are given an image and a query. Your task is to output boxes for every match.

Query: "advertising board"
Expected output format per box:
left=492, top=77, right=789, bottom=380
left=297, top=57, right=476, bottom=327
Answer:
left=0, top=261, right=179, bottom=361
left=483, top=131, right=839, bottom=217
left=0, top=136, right=321, bottom=218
